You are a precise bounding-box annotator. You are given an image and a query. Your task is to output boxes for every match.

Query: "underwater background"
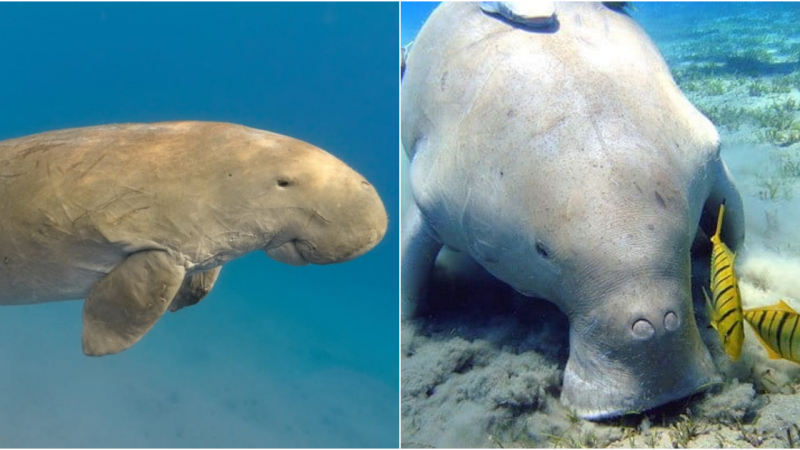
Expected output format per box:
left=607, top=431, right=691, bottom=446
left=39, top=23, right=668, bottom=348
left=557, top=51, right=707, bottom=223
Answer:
left=0, top=3, right=398, bottom=448
left=402, top=2, right=800, bottom=448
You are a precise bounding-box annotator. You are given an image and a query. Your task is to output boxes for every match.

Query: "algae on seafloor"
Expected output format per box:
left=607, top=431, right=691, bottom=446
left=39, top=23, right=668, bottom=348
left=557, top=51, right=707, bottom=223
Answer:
left=661, top=6, right=800, bottom=148
left=667, top=413, right=707, bottom=448
left=696, top=97, right=800, bottom=147
left=754, top=149, right=800, bottom=203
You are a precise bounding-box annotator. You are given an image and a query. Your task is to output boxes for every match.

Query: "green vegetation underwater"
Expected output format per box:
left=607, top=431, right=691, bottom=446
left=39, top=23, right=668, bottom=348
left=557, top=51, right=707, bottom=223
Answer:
left=401, top=2, right=800, bottom=448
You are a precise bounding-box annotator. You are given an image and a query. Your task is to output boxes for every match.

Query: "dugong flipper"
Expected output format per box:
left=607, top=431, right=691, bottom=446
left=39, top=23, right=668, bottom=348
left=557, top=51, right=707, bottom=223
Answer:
left=402, top=3, right=742, bottom=419
left=0, top=121, right=387, bottom=356
left=169, top=267, right=222, bottom=312
left=83, top=250, right=186, bottom=356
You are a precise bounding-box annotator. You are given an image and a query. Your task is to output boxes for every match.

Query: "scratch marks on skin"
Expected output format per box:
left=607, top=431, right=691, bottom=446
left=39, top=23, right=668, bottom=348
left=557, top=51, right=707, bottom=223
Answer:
left=309, top=208, right=331, bottom=225
left=158, top=284, right=169, bottom=304
left=296, top=208, right=331, bottom=238
left=461, top=54, right=505, bottom=120
left=198, top=230, right=258, bottom=267
left=196, top=205, right=331, bottom=268
left=109, top=206, right=151, bottom=226
left=77, top=151, right=110, bottom=180
left=18, top=140, right=65, bottom=159
left=74, top=183, right=154, bottom=229
left=71, top=191, right=138, bottom=225
left=440, top=29, right=516, bottom=136
left=115, top=184, right=153, bottom=198
left=448, top=28, right=515, bottom=66
left=46, top=158, right=74, bottom=223
left=589, top=115, right=610, bottom=154
left=193, top=232, right=214, bottom=264
left=195, top=210, right=252, bottom=264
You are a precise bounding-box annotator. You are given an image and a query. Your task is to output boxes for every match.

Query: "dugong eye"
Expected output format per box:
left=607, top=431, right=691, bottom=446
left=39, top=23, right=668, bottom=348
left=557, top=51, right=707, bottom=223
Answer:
left=276, top=178, right=295, bottom=188
left=535, top=240, right=550, bottom=258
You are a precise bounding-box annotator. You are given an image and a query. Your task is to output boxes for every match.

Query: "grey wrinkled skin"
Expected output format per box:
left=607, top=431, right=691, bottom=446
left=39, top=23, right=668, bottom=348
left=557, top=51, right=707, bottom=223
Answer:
left=402, top=3, right=744, bottom=420
left=0, top=121, right=387, bottom=356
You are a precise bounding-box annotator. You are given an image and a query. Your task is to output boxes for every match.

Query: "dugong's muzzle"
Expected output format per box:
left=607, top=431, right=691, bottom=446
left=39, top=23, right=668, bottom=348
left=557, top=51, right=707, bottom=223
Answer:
left=561, top=280, right=719, bottom=419
left=265, top=177, right=388, bottom=266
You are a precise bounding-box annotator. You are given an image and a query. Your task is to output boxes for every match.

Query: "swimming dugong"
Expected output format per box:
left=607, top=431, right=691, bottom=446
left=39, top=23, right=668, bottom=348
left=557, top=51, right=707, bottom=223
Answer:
left=401, top=3, right=744, bottom=419
left=0, top=121, right=387, bottom=356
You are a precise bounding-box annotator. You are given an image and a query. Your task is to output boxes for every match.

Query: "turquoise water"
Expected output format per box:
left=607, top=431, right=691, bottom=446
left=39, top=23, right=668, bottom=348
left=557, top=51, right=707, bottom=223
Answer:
left=0, top=3, right=398, bottom=448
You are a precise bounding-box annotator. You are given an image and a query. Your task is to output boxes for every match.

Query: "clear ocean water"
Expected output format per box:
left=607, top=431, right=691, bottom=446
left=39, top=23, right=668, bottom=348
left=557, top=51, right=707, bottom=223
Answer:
left=0, top=3, right=398, bottom=448
left=402, top=2, right=800, bottom=448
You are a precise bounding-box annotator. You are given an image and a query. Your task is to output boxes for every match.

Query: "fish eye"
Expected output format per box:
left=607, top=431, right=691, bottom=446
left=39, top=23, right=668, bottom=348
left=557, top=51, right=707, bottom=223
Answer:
left=535, top=240, right=550, bottom=258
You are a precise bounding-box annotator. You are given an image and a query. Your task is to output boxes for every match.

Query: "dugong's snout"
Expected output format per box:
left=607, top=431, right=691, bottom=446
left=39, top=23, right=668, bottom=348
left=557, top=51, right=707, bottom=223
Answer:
left=308, top=177, right=388, bottom=264
left=272, top=174, right=388, bottom=266
left=561, top=281, right=719, bottom=419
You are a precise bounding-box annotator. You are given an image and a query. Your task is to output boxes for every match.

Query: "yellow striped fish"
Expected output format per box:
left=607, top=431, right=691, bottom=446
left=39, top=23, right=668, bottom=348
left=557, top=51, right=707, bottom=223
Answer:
left=702, top=202, right=744, bottom=361
left=743, top=300, right=800, bottom=364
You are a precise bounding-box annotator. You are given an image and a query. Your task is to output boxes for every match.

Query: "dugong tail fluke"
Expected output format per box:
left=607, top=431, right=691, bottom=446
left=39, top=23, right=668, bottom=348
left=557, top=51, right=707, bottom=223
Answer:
left=0, top=121, right=387, bottom=356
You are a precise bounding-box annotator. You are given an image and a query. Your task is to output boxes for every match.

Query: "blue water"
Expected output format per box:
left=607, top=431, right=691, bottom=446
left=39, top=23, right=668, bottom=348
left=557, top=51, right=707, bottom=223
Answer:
left=0, top=3, right=398, bottom=448
left=401, top=2, right=438, bottom=45
left=401, top=1, right=800, bottom=447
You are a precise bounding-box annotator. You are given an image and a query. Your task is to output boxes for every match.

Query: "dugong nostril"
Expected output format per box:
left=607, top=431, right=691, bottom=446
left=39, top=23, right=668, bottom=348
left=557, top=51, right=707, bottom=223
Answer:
left=360, top=181, right=371, bottom=190
left=664, top=311, right=680, bottom=331
left=632, top=319, right=655, bottom=339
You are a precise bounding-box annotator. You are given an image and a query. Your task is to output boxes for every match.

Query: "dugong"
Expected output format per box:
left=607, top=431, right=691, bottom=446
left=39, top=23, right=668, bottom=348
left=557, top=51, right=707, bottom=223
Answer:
left=0, top=121, right=387, bottom=356
left=401, top=3, right=744, bottom=419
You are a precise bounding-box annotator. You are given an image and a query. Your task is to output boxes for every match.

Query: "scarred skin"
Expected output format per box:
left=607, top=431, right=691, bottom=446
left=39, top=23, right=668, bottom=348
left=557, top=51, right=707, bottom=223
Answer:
left=0, top=121, right=387, bottom=355
left=401, top=2, right=744, bottom=419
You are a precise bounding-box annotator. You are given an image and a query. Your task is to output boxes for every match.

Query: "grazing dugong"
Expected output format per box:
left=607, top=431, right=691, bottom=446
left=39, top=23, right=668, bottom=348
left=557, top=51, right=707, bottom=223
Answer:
left=401, top=2, right=744, bottom=419
left=0, top=121, right=387, bottom=356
